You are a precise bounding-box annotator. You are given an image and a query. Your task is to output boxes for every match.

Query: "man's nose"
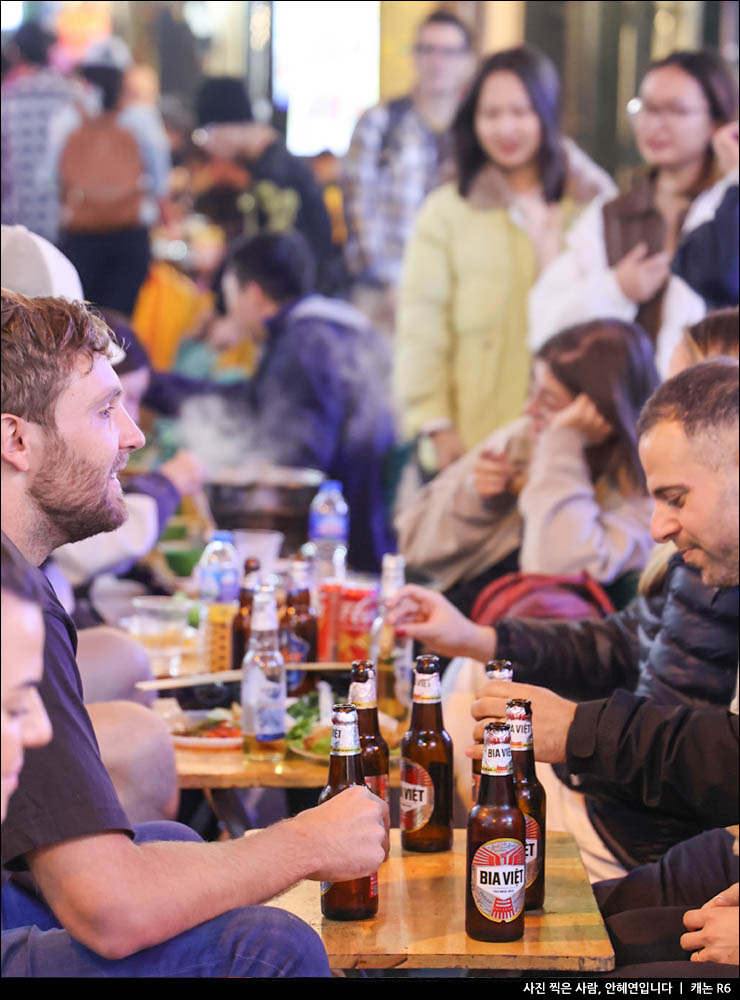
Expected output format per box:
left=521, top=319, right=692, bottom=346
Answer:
left=118, top=406, right=146, bottom=452
left=650, top=503, right=680, bottom=545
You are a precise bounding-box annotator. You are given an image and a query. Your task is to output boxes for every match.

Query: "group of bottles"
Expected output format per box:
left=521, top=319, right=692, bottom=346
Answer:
left=466, top=697, right=547, bottom=942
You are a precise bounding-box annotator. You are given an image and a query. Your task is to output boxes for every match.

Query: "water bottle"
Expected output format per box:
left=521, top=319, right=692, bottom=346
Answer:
left=196, top=531, right=241, bottom=673
left=370, top=553, right=414, bottom=721
left=308, top=480, right=349, bottom=582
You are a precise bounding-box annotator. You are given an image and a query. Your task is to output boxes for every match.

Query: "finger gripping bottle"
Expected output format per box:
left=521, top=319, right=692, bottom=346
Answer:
left=472, top=661, right=515, bottom=801
left=318, top=704, right=379, bottom=920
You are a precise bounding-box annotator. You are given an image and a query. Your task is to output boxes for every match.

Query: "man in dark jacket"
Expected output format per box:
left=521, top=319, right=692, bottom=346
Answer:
left=388, top=358, right=739, bottom=868
left=146, top=231, right=397, bottom=573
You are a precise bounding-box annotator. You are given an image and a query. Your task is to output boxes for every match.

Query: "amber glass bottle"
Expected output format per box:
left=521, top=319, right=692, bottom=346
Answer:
left=232, top=558, right=261, bottom=670
left=318, top=704, right=379, bottom=920
left=471, top=661, right=515, bottom=801
left=466, top=721, right=526, bottom=942
left=281, top=559, right=318, bottom=697
left=349, top=660, right=390, bottom=804
left=400, top=655, right=453, bottom=852
left=507, top=698, right=546, bottom=910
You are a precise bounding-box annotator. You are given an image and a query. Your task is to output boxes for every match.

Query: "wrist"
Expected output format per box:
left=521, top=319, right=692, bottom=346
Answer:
left=465, top=624, right=496, bottom=662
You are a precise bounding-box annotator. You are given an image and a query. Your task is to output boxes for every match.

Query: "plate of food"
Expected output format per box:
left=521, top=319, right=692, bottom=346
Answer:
left=170, top=707, right=243, bottom=749
left=286, top=692, right=404, bottom=764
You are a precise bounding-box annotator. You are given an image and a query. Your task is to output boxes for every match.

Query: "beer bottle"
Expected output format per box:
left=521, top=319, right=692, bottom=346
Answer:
left=280, top=558, right=318, bottom=697
left=349, top=660, right=390, bottom=805
left=472, top=661, right=515, bottom=801
left=241, top=586, right=286, bottom=762
left=507, top=698, right=547, bottom=910
left=370, top=554, right=414, bottom=721
left=400, top=654, right=453, bottom=852
left=318, top=704, right=379, bottom=920
left=232, top=558, right=261, bottom=672
left=466, top=721, right=526, bottom=942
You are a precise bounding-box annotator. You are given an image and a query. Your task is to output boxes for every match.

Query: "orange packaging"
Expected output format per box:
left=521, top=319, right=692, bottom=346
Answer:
left=336, top=579, right=379, bottom=663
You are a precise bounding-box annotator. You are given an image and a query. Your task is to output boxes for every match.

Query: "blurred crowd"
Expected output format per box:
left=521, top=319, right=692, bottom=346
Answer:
left=1, top=6, right=739, bottom=980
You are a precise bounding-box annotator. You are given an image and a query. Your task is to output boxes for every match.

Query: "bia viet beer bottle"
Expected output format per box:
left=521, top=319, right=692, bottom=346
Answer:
left=472, top=661, right=515, bottom=802
left=466, top=721, right=526, bottom=942
left=400, top=655, right=453, bottom=852
left=507, top=698, right=547, bottom=910
left=349, top=660, right=390, bottom=805
left=318, top=704, right=379, bottom=920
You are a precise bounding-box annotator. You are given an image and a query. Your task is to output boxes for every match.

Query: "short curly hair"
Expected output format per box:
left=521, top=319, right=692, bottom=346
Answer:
left=637, top=357, right=739, bottom=442
left=1, top=290, right=114, bottom=430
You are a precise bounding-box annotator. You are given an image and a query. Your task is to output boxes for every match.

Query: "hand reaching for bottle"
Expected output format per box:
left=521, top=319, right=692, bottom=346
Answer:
left=386, top=584, right=494, bottom=661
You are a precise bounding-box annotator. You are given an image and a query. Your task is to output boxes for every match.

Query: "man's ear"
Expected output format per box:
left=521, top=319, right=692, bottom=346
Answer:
left=1, top=414, right=33, bottom=472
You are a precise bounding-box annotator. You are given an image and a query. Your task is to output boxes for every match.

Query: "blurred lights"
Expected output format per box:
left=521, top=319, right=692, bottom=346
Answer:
left=654, top=9, right=677, bottom=36
left=1, top=1, right=24, bottom=32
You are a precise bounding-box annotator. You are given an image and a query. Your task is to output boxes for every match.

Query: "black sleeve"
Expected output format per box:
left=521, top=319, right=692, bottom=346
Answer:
left=671, top=184, right=739, bottom=307
left=566, top=688, right=739, bottom=826
left=494, top=601, right=642, bottom=701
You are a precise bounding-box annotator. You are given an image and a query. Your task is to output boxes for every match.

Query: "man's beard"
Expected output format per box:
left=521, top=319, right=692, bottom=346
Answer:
left=29, top=431, right=128, bottom=547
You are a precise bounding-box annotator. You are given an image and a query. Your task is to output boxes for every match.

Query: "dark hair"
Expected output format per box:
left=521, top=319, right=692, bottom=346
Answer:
left=196, top=77, right=253, bottom=128
left=637, top=357, right=739, bottom=441
left=454, top=45, right=565, bottom=202
left=13, top=21, right=55, bottom=67
left=686, top=307, right=739, bottom=361
left=0, top=537, right=44, bottom=606
left=1, top=290, right=114, bottom=430
left=417, top=9, right=472, bottom=51
left=537, top=319, right=660, bottom=491
left=644, top=50, right=738, bottom=124
left=224, top=231, right=316, bottom=304
left=79, top=65, right=124, bottom=111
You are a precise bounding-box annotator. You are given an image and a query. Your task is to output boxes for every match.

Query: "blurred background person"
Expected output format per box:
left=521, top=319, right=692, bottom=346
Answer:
left=341, top=8, right=475, bottom=337
left=1, top=21, right=85, bottom=244
left=49, top=37, right=171, bottom=317
left=529, top=50, right=738, bottom=375
left=394, top=45, right=614, bottom=479
left=188, top=76, right=339, bottom=295
left=396, top=319, right=659, bottom=617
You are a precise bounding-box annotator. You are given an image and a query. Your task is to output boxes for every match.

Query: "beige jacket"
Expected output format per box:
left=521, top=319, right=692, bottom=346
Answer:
left=395, top=417, right=654, bottom=592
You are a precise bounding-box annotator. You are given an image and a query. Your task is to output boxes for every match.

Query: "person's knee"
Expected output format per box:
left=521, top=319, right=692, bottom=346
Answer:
left=87, top=701, right=179, bottom=823
left=221, top=907, right=331, bottom=977
left=77, top=626, right=155, bottom=705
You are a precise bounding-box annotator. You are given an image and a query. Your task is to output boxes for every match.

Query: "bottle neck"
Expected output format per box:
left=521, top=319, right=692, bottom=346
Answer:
left=477, top=771, right=518, bottom=807
left=286, top=587, right=314, bottom=613
left=512, top=746, right=537, bottom=783
left=247, top=628, right=280, bottom=652
left=326, top=752, right=364, bottom=788
left=357, top=705, right=381, bottom=739
left=409, top=701, right=444, bottom=731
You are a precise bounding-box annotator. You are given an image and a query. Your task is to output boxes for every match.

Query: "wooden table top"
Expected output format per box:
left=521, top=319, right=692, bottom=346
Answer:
left=176, top=746, right=400, bottom=789
left=266, top=830, right=615, bottom=973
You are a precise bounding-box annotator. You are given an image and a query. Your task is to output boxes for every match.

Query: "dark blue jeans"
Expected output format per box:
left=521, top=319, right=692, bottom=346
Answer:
left=1, top=822, right=331, bottom=978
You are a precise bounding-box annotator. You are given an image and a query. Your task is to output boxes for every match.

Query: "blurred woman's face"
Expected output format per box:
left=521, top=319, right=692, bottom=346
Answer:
left=474, top=70, right=542, bottom=173
left=632, top=66, right=715, bottom=171
left=525, top=360, right=575, bottom=434
left=0, top=590, right=51, bottom=823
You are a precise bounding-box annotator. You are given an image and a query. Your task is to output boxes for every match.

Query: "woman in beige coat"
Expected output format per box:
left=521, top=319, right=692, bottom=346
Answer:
left=394, top=45, right=614, bottom=473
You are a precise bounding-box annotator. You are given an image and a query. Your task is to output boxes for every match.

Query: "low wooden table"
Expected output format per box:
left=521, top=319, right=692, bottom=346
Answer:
left=266, top=830, right=615, bottom=974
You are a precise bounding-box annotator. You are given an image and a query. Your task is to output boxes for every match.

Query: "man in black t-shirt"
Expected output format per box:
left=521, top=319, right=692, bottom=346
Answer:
left=1, top=291, right=389, bottom=976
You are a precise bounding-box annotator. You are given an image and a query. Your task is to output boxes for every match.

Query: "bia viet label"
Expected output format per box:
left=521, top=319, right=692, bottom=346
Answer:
left=400, top=759, right=435, bottom=831
left=365, top=772, right=390, bottom=805
left=525, top=814, right=542, bottom=889
left=509, top=718, right=533, bottom=751
left=349, top=679, right=377, bottom=710
left=481, top=742, right=513, bottom=776
left=471, top=839, right=526, bottom=922
left=412, top=671, right=441, bottom=704
left=330, top=720, right=360, bottom=756
left=321, top=873, right=378, bottom=898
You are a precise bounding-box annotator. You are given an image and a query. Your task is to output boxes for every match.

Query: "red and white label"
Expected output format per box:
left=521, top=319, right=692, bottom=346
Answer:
left=470, top=838, right=526, bottom=922
left=349, top=678, right=377, bottom=710
left=525, top=814, right=542, bottom=889
left=365, top=772, right=391, bottom=805
left=412, top=671, right=441, bottom=704
left=400, top=759, right=435, bottom=832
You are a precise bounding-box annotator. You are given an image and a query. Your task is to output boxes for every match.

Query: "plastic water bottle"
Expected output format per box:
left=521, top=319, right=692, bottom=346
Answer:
left=308, top=480, right=349, bottom=582
left=196, top=531, right=241, bottom=673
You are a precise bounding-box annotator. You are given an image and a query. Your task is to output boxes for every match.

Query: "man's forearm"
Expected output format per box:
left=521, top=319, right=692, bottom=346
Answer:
left=32, top=820, right=319, bottom=960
